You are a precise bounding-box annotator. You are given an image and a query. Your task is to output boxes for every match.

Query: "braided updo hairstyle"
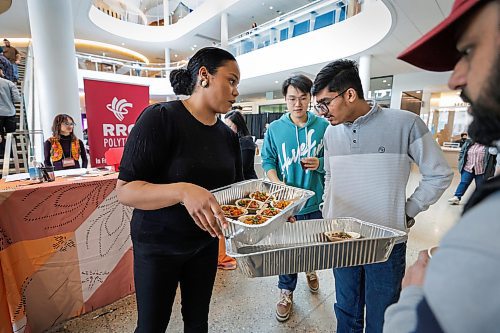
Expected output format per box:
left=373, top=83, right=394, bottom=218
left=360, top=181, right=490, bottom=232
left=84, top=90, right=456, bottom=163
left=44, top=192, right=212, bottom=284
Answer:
left=169, top=47, right=236, bottom=96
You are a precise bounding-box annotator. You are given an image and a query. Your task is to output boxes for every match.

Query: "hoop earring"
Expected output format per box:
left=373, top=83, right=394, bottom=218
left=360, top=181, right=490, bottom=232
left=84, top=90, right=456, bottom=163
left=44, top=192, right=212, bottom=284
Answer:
left=201, top=80, right=208, bottom=88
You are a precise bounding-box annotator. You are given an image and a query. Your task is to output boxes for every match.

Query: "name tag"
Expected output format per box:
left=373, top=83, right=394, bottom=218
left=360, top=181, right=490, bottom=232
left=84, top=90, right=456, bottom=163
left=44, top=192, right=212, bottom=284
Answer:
left=62, top=157, right=76, bottom=167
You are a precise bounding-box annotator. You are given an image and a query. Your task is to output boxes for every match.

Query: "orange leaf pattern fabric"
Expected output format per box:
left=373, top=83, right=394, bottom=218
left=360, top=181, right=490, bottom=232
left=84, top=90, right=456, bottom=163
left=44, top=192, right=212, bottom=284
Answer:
left=0, top=175, right=134, bottom=333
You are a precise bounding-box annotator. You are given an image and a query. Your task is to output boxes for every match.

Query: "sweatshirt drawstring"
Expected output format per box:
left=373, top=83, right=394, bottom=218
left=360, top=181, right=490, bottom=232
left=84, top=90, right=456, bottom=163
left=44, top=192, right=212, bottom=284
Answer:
left=305, top=125, right=309, bottom=157
left=295, top=125, right=309, bottom=159
left=295, top=126, right=301, bottom=160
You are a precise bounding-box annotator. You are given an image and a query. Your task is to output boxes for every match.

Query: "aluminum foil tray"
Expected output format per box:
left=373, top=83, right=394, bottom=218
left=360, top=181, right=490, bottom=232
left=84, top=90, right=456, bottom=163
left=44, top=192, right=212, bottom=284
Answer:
left=212, top=179, right=314, bottom=244
left=225, top=217, right=406, bottom=278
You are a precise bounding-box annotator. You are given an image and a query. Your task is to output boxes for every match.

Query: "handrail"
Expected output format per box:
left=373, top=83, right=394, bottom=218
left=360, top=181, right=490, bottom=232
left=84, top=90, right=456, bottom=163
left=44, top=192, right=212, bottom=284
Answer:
left=22, top=44, right=37, bottom=160
left=91, top=0, right=206, bottom=26
left=224, top=0, right=358, bottom=57
left=76, top=52, right=187, bottom=78
left=229, top=0, right=342, bottom=44
left=76, top=52, right=187, bottom=69
left=21, top=43, right=45, bottom=163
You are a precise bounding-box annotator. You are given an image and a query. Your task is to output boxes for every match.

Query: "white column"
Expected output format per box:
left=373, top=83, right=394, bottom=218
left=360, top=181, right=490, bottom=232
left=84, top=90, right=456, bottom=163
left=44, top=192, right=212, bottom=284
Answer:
left=164, top=47, right=171, bottom=67
left=359, top=54, right=371, bottom=100
left=164, top=47, right=171, bottom=81
left=27, top=0, right=82, bottom=140
left=163, top=1, right=171, bottom=76
left=221, top=12, right=229, bottom=50
left=163, top=0, right=170, bottom=25
left=270, top=28, right=277, bottom=44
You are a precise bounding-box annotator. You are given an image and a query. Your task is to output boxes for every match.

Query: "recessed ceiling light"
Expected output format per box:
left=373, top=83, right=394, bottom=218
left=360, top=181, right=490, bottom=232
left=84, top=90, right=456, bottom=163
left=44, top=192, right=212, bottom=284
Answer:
left=382, top=79, right=387, bottom=83
left=274, top=80, right=279, bottom=84
left=387, top=83, right=391, bottom=86
left=174, top=54, right=178, bottom=57
left=191, top=47, right=194, bottom=50
left=193, top=44, right=197, bottom=48
left=121, top=42, right=125, bottom=46
left=269, top=6, right=273, bottom=9
left=416, top=90, right=421, bottom=93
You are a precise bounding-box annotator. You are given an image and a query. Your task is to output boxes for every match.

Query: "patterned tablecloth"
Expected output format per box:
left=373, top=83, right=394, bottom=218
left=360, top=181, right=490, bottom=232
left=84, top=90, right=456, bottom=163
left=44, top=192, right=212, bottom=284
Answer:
left=0, top=174, right=134, bottom=333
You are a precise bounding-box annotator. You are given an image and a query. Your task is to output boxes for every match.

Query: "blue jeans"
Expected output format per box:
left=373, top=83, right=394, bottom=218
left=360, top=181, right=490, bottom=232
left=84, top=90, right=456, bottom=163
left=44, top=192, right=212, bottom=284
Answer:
left=454, top=170, right=485, bottom=199
left=278, top=210, right=323, bottom=291
left=12, top=63, right=18, bottom=81
left=333, top=242, right=406, bottom=333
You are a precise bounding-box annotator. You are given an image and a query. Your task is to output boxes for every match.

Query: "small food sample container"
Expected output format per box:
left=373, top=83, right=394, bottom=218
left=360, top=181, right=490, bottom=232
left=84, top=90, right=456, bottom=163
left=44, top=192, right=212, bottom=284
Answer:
left=324, top=231, right=361, bottom=242
left=212, top=179, right=314, bottom=244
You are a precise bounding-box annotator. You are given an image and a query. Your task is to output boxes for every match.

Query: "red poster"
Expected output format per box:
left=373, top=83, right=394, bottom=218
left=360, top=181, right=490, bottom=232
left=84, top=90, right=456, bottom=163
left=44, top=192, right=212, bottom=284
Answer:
left=83, top=79, right=149, bottom=167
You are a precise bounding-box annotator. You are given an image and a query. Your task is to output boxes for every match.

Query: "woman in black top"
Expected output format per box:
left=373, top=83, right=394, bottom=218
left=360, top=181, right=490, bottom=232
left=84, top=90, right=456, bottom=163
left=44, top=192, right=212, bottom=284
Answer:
left=116, top=47, right=243, bottom=333
left=43, top=114, right=88, bottom=170
left=224, top=109, right=258, bottom=180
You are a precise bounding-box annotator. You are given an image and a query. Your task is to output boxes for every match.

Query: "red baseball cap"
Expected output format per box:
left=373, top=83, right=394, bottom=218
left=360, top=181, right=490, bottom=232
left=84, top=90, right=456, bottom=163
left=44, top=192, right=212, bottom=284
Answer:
left=398, top=0, right=483, bottom=72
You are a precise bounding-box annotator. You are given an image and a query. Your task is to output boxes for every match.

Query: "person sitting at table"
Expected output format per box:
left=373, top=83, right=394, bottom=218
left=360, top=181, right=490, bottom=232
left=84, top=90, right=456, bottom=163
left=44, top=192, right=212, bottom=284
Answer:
left=453, top=132, right=468, bottom=147
left=44, top=114, right=88, bottom=170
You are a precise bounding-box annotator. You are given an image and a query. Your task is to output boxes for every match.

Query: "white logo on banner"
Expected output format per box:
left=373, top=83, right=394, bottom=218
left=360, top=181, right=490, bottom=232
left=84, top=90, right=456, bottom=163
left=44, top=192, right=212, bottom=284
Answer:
left=106, top=97, right=132, bottom=121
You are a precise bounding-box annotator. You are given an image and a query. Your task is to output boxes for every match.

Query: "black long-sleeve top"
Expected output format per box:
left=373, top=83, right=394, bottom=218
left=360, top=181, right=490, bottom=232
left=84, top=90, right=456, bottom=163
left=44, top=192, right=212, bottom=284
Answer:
left=44, top=135, right=88, bottom=171
left=119, top=101, right=243, bottom=254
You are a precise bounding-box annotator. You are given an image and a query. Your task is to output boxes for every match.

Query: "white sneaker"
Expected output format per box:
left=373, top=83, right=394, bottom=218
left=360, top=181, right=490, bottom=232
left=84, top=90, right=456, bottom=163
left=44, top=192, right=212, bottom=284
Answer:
left=448, top=196, right=460, bottom=205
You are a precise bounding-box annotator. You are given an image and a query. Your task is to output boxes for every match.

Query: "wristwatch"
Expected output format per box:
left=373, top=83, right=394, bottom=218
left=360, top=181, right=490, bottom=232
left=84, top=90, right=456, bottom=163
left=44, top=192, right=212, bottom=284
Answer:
left=405, top=214, right=415, bottom=228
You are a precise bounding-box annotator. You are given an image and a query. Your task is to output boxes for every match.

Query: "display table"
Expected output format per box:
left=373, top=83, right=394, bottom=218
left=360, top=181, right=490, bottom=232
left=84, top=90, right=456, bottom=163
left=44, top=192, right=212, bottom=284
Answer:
left=0, top=174, right=134, bottom=333
left=441, top=146, right=460, bottom=169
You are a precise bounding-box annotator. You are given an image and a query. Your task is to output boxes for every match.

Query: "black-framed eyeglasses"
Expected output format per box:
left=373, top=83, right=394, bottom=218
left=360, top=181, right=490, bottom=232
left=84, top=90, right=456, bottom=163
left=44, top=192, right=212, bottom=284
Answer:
left=314, top=89, right=349, bottom=116
left=63, top=122, right=75, bottom=126
left=286, top=96, right=309, bottom=105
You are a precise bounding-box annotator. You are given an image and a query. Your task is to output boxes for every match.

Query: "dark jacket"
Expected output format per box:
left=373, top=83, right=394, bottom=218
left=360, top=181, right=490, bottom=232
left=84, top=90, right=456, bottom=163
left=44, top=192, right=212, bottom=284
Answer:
left=0, top=55, right=14, bottom=82
left=239, top=135, right=257, bottom=180
left=458, top=139, right=497, bottom=179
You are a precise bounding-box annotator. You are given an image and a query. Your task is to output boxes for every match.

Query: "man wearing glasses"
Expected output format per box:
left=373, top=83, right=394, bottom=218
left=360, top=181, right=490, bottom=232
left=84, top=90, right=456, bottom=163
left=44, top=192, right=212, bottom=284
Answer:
left=261, top=74, right=328, bottom=322
left=311, top=59, right=453, bottom=333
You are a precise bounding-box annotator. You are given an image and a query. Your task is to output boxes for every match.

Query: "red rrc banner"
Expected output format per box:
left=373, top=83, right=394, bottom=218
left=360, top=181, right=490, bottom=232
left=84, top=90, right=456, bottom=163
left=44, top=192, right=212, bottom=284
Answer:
left=83, top=79, right=149, bottom=167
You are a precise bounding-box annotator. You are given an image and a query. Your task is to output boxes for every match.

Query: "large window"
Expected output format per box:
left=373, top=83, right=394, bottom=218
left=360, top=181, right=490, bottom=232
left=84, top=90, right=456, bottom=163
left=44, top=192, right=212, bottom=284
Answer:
left=259, top=104, right=286, bottom=113
left=400, top=90, right=422, bottom=115
left=368, top=76, right=392, bottom=107
left=421, top=91, right=472, bottom=146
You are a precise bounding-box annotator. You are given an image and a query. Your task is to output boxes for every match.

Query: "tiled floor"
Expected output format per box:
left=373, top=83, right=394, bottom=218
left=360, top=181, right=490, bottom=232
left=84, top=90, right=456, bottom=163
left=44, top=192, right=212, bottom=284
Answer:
left=48, top=169, right=468, bottom=332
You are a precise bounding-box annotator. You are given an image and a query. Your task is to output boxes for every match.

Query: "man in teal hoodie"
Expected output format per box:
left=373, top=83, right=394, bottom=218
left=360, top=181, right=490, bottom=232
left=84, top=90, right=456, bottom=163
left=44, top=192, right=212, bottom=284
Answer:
left=261, top=74, right=329, bottom=322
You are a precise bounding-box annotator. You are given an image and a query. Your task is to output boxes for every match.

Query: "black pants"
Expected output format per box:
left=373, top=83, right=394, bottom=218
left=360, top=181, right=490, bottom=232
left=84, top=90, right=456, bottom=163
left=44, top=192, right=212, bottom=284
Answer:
left=0, top=115, right=16, bottom=134
left=133, top=239, right=219, bottom=333
left=0, top=115, right=16, bottom=158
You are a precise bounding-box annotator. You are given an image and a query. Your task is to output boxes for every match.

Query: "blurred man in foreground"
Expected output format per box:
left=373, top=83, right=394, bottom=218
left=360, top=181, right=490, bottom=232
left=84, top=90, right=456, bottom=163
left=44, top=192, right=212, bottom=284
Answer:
left=384, top=1, right=500, bottom=332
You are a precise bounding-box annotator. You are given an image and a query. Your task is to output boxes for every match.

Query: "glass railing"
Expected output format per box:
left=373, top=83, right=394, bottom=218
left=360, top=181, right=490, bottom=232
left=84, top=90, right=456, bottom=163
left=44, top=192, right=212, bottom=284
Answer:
left=226, top=0, right=361, bottom=57
left=20, top=44, right=45, bottom=166
left=92, top=0, right=206, bottom=26
left=76, top=52, right=187, bottom=78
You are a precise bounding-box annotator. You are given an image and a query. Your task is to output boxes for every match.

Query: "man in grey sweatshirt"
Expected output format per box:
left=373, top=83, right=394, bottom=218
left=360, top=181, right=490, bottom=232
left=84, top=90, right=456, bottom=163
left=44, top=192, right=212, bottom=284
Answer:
left=384, top=0, right=500, bottom=332
left=312, top=60, right=453, bottom=333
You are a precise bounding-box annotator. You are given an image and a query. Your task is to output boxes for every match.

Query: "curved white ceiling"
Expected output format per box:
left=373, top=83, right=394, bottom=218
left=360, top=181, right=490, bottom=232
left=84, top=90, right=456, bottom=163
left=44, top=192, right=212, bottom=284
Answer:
left=82, top=0, right=396, bottom=96
left=88, top=0, right=240, bottom=42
